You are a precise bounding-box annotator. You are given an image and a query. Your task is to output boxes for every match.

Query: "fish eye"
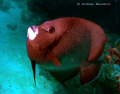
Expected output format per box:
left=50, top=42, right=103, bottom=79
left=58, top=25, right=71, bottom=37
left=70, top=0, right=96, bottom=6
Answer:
left=48, top=27, right=54, bottom=33
left=41, top=26, right=55, bottom=33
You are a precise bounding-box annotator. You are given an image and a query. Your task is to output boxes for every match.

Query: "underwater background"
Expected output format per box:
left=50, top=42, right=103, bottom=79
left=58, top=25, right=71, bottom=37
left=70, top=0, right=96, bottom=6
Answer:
left=0, top=0, right=120, bottom=94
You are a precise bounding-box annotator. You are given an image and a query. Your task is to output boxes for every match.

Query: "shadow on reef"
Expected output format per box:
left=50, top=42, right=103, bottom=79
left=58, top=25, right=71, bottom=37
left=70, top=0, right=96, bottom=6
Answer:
left=51, top=77, right=118, bottom=94
left=26, top=0, right=120, bottom=34
left=26, top=0, right=115, bottom=18
left=38, top=65, right=119, bottom=94
left=52, top=79, right=118, bottom=94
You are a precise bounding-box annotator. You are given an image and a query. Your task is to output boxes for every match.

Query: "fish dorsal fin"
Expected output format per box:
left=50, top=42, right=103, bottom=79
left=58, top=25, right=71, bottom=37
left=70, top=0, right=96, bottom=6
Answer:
left=47, top=49, right=61, bottom=67
left=88, top=27, right=109, bottom=61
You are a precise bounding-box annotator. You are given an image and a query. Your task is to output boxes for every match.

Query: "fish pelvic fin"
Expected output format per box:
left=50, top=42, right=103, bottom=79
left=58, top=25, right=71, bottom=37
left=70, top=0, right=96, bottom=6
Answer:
left=47, top=49, right=61, bottom=67
left=31, top=60, right=36, bottom=86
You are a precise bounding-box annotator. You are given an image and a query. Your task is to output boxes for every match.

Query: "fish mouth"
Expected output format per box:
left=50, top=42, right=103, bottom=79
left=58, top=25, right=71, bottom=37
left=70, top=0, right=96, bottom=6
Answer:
left=27, top=26, right=40, bottom=49
left=27, top=25, right=56, bottom=50
left=30, top=26, right=36, bottom=33
left=27, top=26, right=38, bottom=40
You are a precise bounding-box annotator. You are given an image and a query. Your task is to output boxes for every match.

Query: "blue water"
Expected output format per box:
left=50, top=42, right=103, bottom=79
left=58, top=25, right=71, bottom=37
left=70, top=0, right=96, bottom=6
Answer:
left=0, top=1, right=56, bottom=94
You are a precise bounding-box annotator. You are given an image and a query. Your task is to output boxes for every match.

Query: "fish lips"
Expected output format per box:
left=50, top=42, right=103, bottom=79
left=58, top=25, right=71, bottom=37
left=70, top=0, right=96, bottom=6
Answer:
left=27, top=26, right=38, bottom=40
left=27, top=26, right=55, bottom=50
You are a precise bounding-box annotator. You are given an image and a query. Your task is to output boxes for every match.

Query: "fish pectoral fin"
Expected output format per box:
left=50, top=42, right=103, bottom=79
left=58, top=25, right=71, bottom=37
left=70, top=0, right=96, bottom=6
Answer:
left=47, top=49, right=61, bottom=67
left=31, top=60, right=36, bottom=86
left=80, top=62, right=102, bottom=85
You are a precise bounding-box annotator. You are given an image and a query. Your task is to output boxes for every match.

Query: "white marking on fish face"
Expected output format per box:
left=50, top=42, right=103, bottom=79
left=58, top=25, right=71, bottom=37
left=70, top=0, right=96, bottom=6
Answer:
left=27, top=26, right=38, bottom=40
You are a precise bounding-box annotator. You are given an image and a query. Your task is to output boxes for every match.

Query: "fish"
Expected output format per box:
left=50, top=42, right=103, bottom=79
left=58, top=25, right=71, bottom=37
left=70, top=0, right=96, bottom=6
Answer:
left=26, top=17, right=109, bottom=86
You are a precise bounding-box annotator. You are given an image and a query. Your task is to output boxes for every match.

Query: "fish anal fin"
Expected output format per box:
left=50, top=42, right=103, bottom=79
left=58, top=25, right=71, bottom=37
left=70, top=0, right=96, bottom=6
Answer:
left=80, top=63, right=101, bottom=85
left=49, top=67, right=80, bottom=86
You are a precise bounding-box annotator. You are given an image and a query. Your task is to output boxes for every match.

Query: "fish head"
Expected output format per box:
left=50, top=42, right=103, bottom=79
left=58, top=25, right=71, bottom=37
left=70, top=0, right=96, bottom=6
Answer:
left=27, top=18, right=72, bottom=50
left=27, top=24, right=56, bottom=49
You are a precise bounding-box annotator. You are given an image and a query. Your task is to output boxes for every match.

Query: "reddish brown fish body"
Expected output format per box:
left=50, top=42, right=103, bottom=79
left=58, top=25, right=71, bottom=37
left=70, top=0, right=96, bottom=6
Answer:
left=27, top=40, right=48, bottom=62
left=27, top=17, right=109, bottom=86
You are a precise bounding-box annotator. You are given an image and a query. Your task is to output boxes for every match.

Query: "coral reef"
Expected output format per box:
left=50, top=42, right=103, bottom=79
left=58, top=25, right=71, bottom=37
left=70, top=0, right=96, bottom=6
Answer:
left=115, top=38, right=120, bottom=49
left=104, top=43, right=120, bottom=93
left=0, top=0, right=14, bottom=12
left=21, top=10, right=48, bottom=25
left=26, top=0, right=120, bottom=34
left=26, top=0, right=117, bottom=18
